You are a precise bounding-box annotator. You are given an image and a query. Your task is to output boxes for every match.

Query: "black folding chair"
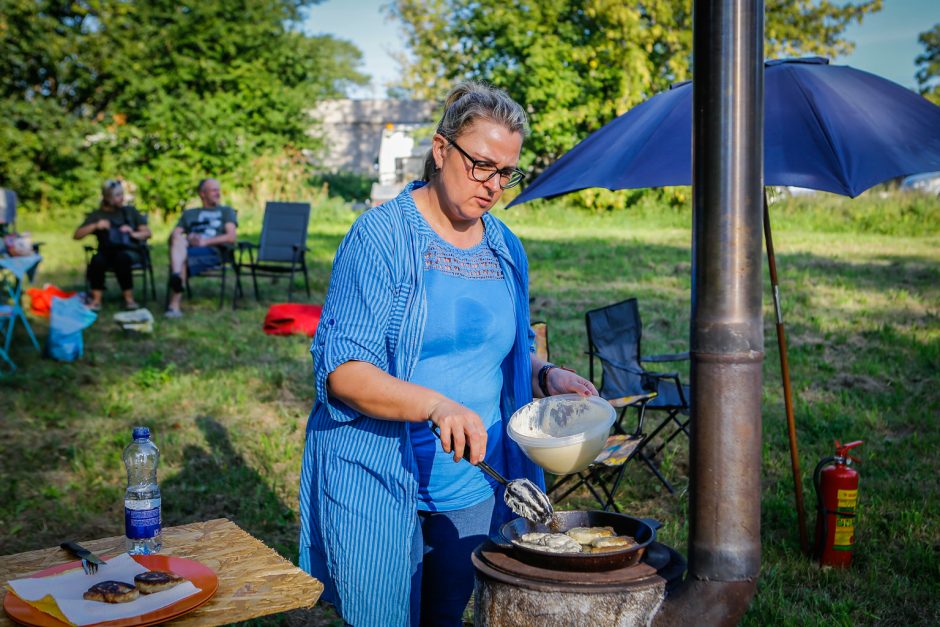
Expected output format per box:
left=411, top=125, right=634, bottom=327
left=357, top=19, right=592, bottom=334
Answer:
left=532, top=320, right=656, bottom=510
left=548, top=391, right=658, bottom=511
left=236, top=201, right=311, bottom=303
left=166, top=244, right=243, bottom=310
left=583, top=298, right=690, bottom=494
left=83, top=239, right=157, bottom=305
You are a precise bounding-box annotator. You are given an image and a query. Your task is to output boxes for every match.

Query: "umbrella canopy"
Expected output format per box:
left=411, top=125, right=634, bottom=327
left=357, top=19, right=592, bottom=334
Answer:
left=511, top=57, right=940, bottom=203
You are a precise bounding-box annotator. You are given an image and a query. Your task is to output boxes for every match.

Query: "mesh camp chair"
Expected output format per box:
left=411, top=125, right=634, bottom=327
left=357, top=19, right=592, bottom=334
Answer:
left=582, top=298, right=690, bottom=494
left=236, top=201, right=311, bottom=303
left=176, top=244, right=243, bottom=310
left=167, top=211, right=244, bottom=310
left=83, top=214, right=157, bottom=305
left=535, top=319, right=662, bottom=510
left=532, top=320, right=550, bottom=362
left=548, top=391, right=658, bottom=511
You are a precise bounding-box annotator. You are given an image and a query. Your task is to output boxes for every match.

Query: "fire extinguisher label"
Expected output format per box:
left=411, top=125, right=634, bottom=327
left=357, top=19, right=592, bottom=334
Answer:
left=837, top=489, right=858, bottom=508
left=834, top=518, right=855, bottom=548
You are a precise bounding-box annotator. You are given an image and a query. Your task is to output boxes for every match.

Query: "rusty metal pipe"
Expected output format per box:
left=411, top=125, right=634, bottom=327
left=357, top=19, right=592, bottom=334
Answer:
left=656, top=1, right=764, bottom=625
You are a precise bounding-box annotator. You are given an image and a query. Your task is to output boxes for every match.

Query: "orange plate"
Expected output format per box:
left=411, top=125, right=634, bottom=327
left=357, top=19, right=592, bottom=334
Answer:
left=3, top=554, right=218, bottom=627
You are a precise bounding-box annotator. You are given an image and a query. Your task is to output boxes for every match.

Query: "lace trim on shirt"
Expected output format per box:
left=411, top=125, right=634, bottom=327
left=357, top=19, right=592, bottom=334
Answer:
left=424, top=239, right=504, bottom=279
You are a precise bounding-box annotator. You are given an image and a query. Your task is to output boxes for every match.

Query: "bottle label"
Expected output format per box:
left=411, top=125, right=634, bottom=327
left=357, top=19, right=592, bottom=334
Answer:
left=125, top=498, right=161, bottom=540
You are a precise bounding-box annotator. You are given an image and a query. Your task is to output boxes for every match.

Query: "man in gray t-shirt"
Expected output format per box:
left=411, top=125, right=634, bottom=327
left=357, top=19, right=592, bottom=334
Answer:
left=166, top=178, right=237, bottom=317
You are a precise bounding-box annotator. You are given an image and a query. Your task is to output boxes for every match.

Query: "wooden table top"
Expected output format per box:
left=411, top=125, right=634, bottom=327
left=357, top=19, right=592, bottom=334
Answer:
left=0, top=518, right=324, bottom=626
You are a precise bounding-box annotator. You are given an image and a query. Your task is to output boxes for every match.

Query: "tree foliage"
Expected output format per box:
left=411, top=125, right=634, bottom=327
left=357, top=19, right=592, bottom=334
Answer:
left=0, top=0, right=367, bottom=214
left=915, top=24, right=940, bottom=105
left=388, top=0, right=882, bottom=174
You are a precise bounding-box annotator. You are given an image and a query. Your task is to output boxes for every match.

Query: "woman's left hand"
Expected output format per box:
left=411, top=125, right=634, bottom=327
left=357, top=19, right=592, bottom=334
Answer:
left=547, top=368, right=599, bottom=397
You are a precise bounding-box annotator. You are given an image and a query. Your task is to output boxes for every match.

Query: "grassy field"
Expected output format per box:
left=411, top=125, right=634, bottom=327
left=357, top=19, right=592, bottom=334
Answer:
left=1, top=189, right=938, bottom=626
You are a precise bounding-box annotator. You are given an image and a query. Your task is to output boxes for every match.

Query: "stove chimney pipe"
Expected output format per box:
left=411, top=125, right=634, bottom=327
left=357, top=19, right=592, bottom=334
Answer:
left=654, top=1, right=764, bottom=625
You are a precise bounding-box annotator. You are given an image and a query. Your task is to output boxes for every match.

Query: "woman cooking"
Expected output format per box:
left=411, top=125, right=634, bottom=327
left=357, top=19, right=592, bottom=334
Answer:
left=299, top=82, right=598, bottom=626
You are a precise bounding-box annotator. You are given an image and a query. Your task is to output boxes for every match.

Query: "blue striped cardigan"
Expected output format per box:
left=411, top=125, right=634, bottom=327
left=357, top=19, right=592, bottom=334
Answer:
left=299, top=182, right=545, bottom=626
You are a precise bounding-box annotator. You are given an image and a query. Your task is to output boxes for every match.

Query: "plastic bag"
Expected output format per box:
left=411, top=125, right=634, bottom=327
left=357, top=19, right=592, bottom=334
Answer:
left=47, top=295, right=97, bottom=362
left=27, top=284, right=77, bottom=317
left=113, top=308, right=154, bottom=334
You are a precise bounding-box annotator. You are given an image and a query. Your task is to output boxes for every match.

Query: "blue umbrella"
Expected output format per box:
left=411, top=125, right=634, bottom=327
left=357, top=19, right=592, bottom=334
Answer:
left=511, top=57, right=940, bottom=203
left=510, top=57, right=940, bottom=554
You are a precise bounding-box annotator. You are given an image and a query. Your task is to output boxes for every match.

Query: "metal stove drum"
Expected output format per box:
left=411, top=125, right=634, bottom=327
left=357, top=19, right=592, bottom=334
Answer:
left=472, top=511, right=686, bottom=626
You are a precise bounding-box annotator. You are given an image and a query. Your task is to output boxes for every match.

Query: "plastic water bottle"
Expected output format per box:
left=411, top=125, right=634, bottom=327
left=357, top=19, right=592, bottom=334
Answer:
left=123, top=426, right=162, bottom=554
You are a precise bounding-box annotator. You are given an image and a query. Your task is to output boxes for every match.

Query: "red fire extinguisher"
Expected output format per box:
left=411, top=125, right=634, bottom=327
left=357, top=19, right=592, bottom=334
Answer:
left=813, top=440, right=863, bottom=567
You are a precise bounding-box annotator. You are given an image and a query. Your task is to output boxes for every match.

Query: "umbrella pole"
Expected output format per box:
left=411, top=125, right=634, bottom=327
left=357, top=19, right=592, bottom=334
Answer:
left=763, top=191, right=810, bottom=555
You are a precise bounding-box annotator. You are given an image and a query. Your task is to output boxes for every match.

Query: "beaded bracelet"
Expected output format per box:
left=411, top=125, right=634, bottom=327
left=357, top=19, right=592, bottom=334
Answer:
left=538, top=363, right=575, bottom=397
left=537, top=363, right=555, bottom=397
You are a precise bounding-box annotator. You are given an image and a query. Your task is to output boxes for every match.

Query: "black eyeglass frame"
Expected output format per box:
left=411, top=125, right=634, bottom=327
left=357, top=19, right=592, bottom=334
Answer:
left=447, top=140, right=526, bottom=189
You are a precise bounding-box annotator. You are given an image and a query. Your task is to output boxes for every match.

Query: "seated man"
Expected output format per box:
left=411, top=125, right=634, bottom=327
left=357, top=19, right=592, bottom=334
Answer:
left=165, top=178, right=237, bottom=317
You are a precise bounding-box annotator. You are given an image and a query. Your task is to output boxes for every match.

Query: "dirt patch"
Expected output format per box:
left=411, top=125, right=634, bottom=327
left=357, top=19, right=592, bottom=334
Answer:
left=827, top=373, right=890, bottom=394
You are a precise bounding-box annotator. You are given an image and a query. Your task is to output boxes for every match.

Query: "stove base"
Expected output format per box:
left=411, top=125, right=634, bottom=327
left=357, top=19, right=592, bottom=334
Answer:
left=472, top=541, right=685, bottom=627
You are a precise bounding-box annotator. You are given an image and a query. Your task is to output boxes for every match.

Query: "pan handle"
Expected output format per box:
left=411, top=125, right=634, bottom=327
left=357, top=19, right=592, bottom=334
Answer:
left=640, top=517, right=662, bottom=538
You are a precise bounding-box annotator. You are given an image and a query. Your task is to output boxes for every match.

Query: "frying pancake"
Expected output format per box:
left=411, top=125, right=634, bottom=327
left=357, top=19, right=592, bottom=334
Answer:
left=134, top=570, right=184, bottom=594
left=516, top=532, right=583, bottom=553
left=589, top=535, right=637, bottom=552
left=83, top=580, right=139, bottom=603
left=565, top=526, right=616, bottom=544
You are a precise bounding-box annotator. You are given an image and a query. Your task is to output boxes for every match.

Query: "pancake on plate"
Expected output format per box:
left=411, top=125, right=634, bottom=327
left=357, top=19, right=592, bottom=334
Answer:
left=83, top=580, right=139, bottom=603
left=134, top=570, right=185, bottom=594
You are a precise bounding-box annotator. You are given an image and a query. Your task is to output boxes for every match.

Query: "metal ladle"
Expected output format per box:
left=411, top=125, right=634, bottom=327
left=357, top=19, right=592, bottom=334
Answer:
left=430, top=424, right=554, bottom=525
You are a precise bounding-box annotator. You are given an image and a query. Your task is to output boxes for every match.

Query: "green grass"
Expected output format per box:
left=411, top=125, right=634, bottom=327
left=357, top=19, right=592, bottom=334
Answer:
left=2, top=189, right=938, bottom=625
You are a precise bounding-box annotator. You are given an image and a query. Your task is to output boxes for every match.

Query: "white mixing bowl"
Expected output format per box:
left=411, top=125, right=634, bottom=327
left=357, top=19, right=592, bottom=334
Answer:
left=508, top=394, right=616, bottom=474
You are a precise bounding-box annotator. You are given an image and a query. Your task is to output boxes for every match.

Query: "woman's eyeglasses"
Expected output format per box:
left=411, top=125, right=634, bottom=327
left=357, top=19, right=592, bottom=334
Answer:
left=448, top=140, right=525, bottom=189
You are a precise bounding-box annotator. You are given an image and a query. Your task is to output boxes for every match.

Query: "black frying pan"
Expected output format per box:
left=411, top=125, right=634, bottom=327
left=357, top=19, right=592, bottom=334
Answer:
left=498, top=510, right=660, bottom=571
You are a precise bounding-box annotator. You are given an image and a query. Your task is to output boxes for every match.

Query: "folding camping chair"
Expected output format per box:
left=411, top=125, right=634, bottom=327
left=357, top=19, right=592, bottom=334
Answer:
left=548, top=391, right=659, bottom=511
left=533, top=320, right=658, bottom=510
left=83, top=219, right=157, bottom=305
left=532, top=320, right=550, bottom=362
left=0, top=254, right=42, bottom=372
left=236, top=201, right=311, bottom=303
left=583, top=298, right=690, bottom=494
left=172, top=244, right=243, bottom=310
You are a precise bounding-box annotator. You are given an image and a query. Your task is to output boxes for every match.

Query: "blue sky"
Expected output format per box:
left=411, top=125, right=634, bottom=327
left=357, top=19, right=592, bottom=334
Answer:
left=304, top=0, right=940, bottom=99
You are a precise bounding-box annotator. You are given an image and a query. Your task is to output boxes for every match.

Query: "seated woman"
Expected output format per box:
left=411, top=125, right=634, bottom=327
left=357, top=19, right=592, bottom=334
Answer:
left=73, top=179, right=152, bottom=311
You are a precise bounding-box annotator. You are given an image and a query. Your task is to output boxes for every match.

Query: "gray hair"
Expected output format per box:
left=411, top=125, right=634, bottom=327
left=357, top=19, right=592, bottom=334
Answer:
left=101, top=178, right=123, bottom=196
left=422, top=82, right=529, bottom=181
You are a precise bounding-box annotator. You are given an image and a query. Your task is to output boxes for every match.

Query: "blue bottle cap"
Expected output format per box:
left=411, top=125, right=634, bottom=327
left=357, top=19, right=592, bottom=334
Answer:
left=132, top=426, right=151, bottom=440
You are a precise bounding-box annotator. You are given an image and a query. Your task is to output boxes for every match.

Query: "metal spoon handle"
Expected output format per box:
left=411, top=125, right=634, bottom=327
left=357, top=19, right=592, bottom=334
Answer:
left=429, top=423, right=508, bottom=486
left=476, top=459, right=509, bottom=486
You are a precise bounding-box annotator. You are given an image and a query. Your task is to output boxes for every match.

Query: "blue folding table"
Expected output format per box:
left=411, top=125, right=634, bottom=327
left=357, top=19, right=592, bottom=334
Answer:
left=0, top=254, right=42, bottom=372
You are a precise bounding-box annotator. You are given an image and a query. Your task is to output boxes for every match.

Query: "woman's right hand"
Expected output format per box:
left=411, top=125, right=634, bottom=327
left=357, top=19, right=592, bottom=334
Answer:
left=428, top=398, right=487, bottom=465
left=97, top=219, right=111, bottom=230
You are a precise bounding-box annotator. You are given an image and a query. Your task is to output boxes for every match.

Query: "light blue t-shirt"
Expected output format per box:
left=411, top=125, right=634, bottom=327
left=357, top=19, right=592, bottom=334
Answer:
left=409, top=232, right=515, bottom=511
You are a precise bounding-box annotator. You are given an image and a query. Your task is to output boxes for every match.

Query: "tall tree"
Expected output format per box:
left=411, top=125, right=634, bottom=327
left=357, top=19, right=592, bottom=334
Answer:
left=388, top=0, right=882, bottom=172
left=0, top=0, right=368, bottom=213
left=915, top=24, right=940, bottom=105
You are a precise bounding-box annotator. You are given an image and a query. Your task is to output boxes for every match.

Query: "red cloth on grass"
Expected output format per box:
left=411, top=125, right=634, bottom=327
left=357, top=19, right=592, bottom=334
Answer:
left=27, top=284, right=77, bottom=317
left=263, top=303, right=323, bottom=337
